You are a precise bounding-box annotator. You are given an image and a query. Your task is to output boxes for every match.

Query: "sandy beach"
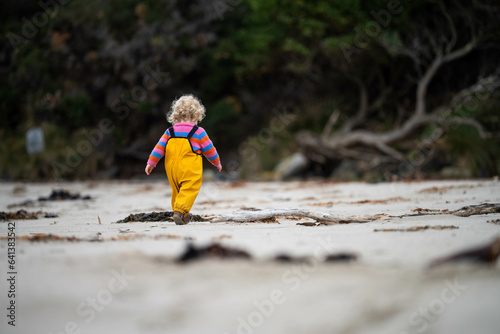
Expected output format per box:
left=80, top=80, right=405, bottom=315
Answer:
left=1, top=179, right=499, bottom=334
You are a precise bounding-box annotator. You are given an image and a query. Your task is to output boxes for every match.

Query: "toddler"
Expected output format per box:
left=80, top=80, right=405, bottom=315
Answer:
left=145, top=95, right=222, bottom=225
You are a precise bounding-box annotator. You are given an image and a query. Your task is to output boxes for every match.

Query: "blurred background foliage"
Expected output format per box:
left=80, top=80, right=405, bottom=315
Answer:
left=0, top=0, right=499, bottom=180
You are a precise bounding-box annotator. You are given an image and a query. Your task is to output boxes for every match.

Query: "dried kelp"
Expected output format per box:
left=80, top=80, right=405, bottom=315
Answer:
left=177, top=243, right=251, bottom=263
left=418, top=184, right=483, bottom=194
left=324, top=253, right=358, bottom=262
left=8, top=189, right=93, bottom=208
left=39, top=189, right=92, bottom=201
left=113, top=211, right=207, bottom=223
left=0, top=233, right=190, bottom=243
left=374, top=225, right=458, bottom=232
left=274, top=253, right=357, bottom=263
left=0, top=233, right=82, bottom=242
left=0, top=210, right=58, bottom=221
left=429, top=238, right=500, bottom=267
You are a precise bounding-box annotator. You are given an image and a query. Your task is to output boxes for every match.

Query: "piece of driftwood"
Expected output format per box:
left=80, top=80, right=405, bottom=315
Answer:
left=209, top=203, right=500, bottom=224
left=452, top=203, right=500, bottom=217
left=210, top=208, right=390, bottom=224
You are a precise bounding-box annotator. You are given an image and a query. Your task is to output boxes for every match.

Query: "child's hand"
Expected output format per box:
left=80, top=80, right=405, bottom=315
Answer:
left=217, top=164, right=222, bottom=172
left=145, top=164, right=155, bottom=175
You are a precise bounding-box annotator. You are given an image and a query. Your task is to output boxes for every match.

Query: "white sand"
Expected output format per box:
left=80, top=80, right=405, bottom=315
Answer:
left=0, top=179, right=499, bottom=334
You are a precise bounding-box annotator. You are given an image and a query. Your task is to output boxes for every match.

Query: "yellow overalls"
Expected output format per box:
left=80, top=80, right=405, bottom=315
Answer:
left=164, top=126, right=203, bottom=214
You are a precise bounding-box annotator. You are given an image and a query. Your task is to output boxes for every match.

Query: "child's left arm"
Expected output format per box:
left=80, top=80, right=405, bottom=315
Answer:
left=198, top=129, right=221, bottom=171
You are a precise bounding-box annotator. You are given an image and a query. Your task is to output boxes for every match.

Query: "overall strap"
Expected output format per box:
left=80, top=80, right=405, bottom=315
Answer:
left=186, top=125, right=199, bottom=139
left=168, top=126, right=176, bottom=137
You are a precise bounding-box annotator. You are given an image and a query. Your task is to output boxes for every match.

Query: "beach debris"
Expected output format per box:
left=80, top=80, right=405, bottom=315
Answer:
left=239, top=207, right=260, bottom=211
left=1, top=210, right=38, bottom=220
left=417, top=184, right=483, bottom=194
left=351, top=197, right=410, bottom=204
left=8, top=189, right=93, bottom=207
left=273, top=252, right=357, bottom=263
left=429, top=237, right=500, bottom=267
left=177, top=243, right=251, bottom=263
left=98, top=216, right=102, bottom=224
left=4, top=233, right=81, bottom=242
left=487, top=219, right=500, bottom=225
left=113, top=211, right=207, bottom=223
left=119, top=228, right=132, bottom=234
left=311, top=197, right=410, bottom=207
left=284, top=216, right=304, bottom=220
left=258, top=217, right=279, bottom=223
left=0, top=210, right=58, bottom=221
left=324, top=253, right=358, bottom=262
left=7, top=200, right=36, bottom=208
left=11, top=186, right=26, bottom=195
left=312, top=201, right=337, bottom=207
left=452, top=203, right=500, bottom=217
left=412, top=208, right=448, bottom=214
left=210, top=208, right=390, bottom=224
left=374, top=225, right=458, bottom=232
left=274, top=254, right=310, bottom=263
left=211, top=234, right=232, bottom=240
left=39, top=189, right=92, bottom=201
left=297, top=222, right=318, bottom=226
left=1, top=233, right=188, bottom=243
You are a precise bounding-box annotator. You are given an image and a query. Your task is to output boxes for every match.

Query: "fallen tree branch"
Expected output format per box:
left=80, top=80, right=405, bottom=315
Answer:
left=210, top=203, right=500, bottom=223
left=452, top=203, right=500, bottom=217
left=210, top=208, right=390, bottom=224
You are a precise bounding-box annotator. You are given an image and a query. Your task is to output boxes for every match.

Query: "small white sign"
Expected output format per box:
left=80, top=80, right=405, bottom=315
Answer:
left=26, top=127, right=45, bottom=155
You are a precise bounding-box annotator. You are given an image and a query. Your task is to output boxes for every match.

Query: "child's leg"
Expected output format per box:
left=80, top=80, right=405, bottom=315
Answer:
left=165, top=155, right=180, bottom=212
left=167, top=174, right=180, bottom=211
left=175, top=172, right=202, bottom=214
left=174, top=153, right=203, bottom=214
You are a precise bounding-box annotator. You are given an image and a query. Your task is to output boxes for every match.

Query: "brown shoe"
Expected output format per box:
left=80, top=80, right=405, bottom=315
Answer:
left=182, top=213, right=193, bottom=224
left=173, top=211, right=186, bottom=225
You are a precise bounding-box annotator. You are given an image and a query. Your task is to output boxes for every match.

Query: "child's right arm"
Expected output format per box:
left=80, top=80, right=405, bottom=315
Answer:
left=145, top=129, right=171, bottom=174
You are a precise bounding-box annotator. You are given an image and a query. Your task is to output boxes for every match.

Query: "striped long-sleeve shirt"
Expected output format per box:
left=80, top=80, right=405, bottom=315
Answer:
left=147, top=123, right=221, bottom=167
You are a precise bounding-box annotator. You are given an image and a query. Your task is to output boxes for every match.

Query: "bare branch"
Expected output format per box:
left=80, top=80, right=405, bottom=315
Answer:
left=435, top=116, right=488, bottom=138
left=210, top=208, right=389, bottom=224
left=442, top=41, right=476, bottom=63
left=322, top=110, right=340, bottom=139
left=375, top=142, right=406, bottom=161
left=415, top=54, right=443, bottom=116
left=437, top=0, right=458, bottom=53
left=341, top=77, right=368, bottom=133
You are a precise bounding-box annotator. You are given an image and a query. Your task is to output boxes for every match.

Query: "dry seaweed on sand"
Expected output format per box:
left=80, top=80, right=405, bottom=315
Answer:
left=429, top=237, right=500, bottom=267
left=324, top=253, right=358, bottom=262
left=374, top=225, right=458, bottom=232
left=0, top=233, right=82, bottom=242
left=8, top=189, right=93, bottom=208
left=417, top=184, right=483, bottom=194
left=113, top=211, right=207, bottom=223
left=0, top=210, right=58, bottom=221
left=177, top=243, right=251, bottom=263
left=274, top=252, right=357, bottom=263
left=487, top=219, right=500, bottom=225
left=38, top=189, right=92, bottom=201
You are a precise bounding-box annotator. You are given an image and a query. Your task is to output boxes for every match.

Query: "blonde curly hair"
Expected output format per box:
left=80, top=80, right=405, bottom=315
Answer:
left=167, top=94, right=206, bottom=124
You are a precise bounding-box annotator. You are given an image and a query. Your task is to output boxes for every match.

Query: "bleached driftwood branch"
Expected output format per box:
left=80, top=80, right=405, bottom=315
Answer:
left=209, top=203, right=500, bottom=224
left=210, top=208, right=389, bottom=224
